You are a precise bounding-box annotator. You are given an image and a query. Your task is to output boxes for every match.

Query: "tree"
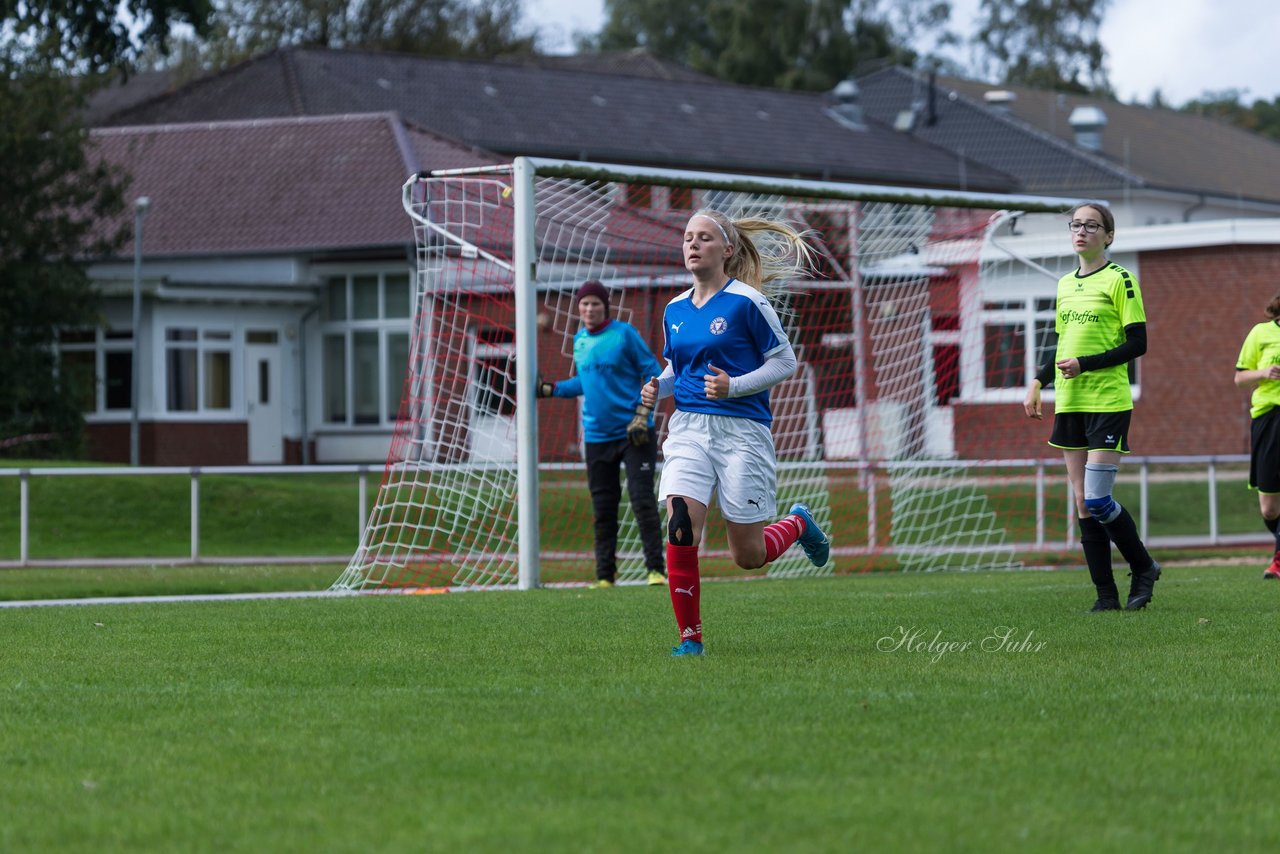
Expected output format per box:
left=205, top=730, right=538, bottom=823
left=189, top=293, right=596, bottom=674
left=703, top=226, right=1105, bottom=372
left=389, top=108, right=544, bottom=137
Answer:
left=973, top=0, right=1112, bottom=94
left=163, top=0, right=538, bottom=72
left=0, top=1, right=209, bottom=454
left=1254, top=97, right=1280, bottom=143
left=0, top=60, right=129, bottom=455
left=1181, top=89, right=1254, bottom=128
left=1181, top=89, right=1280, bottom=143
left=2, top=0, right=214, bottom=72
left=591, top=0, right=924, bottom=91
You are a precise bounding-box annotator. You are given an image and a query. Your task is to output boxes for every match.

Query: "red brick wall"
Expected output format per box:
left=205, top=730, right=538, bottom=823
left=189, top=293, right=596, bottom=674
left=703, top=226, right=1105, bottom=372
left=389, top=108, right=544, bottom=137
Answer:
left=1135, top=245, right=1279, bottom=455
left=952, top=244, right=1280, bottom=459
left=87, top=421, right=248, bottom=465
left=953, top=405, right=1054, bottom=459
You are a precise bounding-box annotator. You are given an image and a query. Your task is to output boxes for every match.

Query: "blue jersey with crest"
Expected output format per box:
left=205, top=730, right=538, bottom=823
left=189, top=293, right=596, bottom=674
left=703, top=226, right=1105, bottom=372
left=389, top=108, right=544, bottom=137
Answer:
left=553, top=319, right=662, bottom=443
left=661, top=279, right=788, bottom=425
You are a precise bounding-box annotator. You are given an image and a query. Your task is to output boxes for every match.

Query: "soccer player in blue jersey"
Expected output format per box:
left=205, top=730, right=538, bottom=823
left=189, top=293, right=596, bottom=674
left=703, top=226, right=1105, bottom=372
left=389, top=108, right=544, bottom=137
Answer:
left=1023, top=202, right=1160, bottom=611
left=538, top=280, right=667, bottom=589
left=640, top=209, right=831, bottom=656
left=1233, top=290, right=1280, bottom=579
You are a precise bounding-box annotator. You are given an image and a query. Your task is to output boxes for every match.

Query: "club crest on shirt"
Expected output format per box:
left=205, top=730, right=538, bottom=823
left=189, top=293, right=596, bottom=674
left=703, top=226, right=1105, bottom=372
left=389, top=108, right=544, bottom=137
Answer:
left=709, top=316, right=728, bottom=335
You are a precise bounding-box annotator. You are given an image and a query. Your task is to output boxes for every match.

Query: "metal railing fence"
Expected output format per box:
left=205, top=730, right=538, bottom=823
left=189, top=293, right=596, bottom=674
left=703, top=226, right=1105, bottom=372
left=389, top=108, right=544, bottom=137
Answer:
left=0, top=456, right=1265, bottom=568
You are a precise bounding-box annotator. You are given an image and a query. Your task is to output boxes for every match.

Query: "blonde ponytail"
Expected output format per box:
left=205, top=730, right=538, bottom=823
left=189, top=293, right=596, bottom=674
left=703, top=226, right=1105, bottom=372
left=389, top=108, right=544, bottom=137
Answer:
left=691, top=208, right=817, bottom=292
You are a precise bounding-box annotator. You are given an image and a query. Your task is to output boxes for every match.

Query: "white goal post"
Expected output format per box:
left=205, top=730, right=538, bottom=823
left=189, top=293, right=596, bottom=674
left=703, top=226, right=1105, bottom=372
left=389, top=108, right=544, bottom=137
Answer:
left=332, top=157, right=1078, bottom=593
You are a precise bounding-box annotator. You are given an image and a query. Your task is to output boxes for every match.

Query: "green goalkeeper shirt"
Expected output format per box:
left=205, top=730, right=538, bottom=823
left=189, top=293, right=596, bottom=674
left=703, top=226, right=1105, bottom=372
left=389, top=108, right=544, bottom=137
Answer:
left=1052, top=262, right=1146, bottom=413
left=1236, top=320, right=1280, bottom=419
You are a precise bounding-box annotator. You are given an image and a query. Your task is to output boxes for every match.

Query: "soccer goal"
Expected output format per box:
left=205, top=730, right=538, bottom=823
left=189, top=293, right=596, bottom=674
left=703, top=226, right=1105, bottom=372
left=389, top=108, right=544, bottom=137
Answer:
left=332, top=158, right=1079, bottom=592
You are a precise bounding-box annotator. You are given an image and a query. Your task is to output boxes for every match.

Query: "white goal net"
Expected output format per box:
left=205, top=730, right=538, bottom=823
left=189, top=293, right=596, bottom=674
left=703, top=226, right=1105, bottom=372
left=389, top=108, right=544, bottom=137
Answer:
left=333, top=160, right=1076, bottom=591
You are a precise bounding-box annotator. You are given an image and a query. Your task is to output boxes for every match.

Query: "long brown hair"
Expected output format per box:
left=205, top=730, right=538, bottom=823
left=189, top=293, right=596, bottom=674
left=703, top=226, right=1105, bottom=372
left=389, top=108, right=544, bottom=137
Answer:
left=1264, top=291, right=1280, bottom=320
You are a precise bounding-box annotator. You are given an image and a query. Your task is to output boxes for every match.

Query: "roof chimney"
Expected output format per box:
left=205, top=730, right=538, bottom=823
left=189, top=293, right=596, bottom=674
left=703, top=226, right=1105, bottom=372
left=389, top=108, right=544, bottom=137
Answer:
left=1068, top=105, right=1107, bottom=152
left=828, top=78, right=865, bottom=130
left=983, top=89, right=1017, bottom=115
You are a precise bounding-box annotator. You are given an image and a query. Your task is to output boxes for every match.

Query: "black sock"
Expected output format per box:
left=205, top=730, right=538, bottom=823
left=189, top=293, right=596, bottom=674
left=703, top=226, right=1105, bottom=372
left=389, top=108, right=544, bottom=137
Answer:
left=1100, top=505, right=1153, bottom=573
left=1079, top=516, right=1117, bottom=599
left=1265, top=516, right=1280, bottom=552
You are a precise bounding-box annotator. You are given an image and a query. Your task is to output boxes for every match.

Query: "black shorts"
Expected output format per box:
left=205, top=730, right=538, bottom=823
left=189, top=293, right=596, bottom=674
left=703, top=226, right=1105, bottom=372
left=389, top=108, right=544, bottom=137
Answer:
left=1048, top=410, right=1132, bottom=453
left=1250, top=407, right=1280, bottom=493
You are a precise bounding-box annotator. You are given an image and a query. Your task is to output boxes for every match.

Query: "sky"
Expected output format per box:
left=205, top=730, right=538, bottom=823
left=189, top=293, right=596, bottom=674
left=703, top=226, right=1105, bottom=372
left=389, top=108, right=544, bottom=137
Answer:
left=523, top=0, right=1280, bottom=107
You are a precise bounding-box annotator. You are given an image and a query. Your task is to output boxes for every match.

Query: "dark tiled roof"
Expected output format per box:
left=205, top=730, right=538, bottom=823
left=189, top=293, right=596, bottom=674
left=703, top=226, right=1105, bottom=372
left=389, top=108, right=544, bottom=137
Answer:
left=496, top=48, right=716, bottom=82
left=102, top=47, right=1018, bottom=192
left=85, top=69, right=180, bottom=126
left=858, top=67, right=1137, bottom=195
left=893, top=69, right=1280, bottom=205
left=89, top=113, right=501, bottom=257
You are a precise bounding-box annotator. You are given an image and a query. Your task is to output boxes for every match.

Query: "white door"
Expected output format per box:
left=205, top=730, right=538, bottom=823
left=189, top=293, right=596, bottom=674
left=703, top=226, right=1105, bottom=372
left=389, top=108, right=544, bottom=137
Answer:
left=245, top=338, right=283, bottom=464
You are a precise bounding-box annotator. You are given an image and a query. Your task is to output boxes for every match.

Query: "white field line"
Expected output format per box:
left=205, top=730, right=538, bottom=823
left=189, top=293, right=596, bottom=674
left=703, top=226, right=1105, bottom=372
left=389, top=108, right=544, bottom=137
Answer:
left=0, top=554, right=1247, bottom=610
left=0, top=573, right=764, bottom=609
left=0, top=590, right=358, bottom=609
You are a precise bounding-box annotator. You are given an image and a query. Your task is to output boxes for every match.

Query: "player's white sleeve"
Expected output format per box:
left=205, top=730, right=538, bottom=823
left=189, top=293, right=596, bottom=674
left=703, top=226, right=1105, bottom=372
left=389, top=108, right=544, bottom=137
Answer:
left=728, top=340, right=797, bottom=398
left=655, top=363, right=676, bottom=399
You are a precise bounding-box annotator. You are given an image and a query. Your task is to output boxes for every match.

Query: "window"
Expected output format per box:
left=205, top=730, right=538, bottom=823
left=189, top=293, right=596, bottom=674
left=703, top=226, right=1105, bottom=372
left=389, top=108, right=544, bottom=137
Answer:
left=386, top=333, right=410, bottom=421
left=968, top=295, right=1139, bottom=401
left=320, top=270, right=414, bottom=427
left=353, top=331, right=379, bottom=424
left=165, top=327, right=232, bottom=413
left=58, top=328, right=134, bottom=415
left=353, top=275, right=379, bottom=320
left=472, top=327, right=515, bottom=417
left=385, top=274, right=412, bottom=319
left=324, top=335, right=347, bottom=423
left=624, top=184, right=652, bottom=208
left=973, top=299, right=1054, bottom=397
left=62, top=349, right=98, bottom=412
left=805, top=210, right=851, bottom=274
left=932, top=313, right=961, bottom=405
left=984, top=323, right=1025, bottom=388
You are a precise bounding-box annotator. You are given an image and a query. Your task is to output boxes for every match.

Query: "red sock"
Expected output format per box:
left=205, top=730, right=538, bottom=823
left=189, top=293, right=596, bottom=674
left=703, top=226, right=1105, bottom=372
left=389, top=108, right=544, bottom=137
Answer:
left=666, top=544, right=701, bottom=643
left=763, top=513, right=804, bottom=563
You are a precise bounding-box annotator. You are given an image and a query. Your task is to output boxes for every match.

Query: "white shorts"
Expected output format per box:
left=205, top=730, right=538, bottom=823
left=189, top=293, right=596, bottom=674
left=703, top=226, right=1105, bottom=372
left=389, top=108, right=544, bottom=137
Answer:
left=659, top=410, right=777, bottom=523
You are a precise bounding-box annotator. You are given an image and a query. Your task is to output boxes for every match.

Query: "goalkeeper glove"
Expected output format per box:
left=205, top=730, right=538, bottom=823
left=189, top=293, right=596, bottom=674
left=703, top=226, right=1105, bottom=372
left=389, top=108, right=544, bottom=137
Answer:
left=627, top=405, right=651, bottom=446
left=536, top=376, right=556, bottom=399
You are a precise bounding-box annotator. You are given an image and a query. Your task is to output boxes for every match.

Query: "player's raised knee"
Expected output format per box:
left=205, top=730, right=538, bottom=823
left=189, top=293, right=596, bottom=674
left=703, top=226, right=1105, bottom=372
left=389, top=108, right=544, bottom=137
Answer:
left=668, top=497, right=693, bottom=546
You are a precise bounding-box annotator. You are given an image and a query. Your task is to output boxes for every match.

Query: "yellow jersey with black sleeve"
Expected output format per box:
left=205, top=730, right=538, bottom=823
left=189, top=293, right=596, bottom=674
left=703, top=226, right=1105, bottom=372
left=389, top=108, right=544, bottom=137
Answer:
left=1236, top=320, right=1280, bottom=419
left=1053, top=262, right=1145, bottom=413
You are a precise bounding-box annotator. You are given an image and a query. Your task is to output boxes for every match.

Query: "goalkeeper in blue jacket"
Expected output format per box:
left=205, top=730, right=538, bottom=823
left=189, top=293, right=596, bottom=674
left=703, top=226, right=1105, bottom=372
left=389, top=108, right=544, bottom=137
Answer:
left=538, top=280, right=667, bottom=588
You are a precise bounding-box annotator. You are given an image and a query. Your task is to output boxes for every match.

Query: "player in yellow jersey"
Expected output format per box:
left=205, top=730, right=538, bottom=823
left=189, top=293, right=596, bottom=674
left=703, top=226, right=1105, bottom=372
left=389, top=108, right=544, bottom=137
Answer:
left=1233, top=291, right=1280, bottom=579
left=1024, top=202, right=1161, bottom=611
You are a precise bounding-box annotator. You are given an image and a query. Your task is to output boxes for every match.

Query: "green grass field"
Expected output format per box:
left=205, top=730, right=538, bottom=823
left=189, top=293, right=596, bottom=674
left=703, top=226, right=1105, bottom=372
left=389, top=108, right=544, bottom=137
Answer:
left=3, top=566, right=1279, bottom=851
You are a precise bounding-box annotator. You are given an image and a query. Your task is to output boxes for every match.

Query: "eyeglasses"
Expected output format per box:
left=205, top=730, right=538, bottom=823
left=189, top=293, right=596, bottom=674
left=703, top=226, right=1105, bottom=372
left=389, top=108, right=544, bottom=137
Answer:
left=1068, top=221, right=1104, bottom=234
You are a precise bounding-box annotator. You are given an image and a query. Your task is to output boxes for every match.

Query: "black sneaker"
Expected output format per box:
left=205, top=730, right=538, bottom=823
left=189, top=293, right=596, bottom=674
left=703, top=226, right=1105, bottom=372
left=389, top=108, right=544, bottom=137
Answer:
left=1090, top=598, right=1121, bottom=612
left=1125, top=561, right=1162, bottom=610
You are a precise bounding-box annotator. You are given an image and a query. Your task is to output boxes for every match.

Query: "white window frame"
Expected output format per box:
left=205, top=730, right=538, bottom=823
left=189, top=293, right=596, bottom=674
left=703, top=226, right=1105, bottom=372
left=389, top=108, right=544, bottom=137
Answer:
left=58, top=327, right=136, bottom=419
left=960, top=292, right=1140, bottom=403
left=319, top=269, right=413, bottom=429
left=163, top=325, right=234, bottom=415
left=467, top=332, right=516, bottom=420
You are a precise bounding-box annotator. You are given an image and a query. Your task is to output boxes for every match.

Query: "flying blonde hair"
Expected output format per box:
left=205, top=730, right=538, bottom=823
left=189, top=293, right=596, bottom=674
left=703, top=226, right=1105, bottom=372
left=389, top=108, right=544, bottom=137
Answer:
left=688, top=208, right=818, bottom=292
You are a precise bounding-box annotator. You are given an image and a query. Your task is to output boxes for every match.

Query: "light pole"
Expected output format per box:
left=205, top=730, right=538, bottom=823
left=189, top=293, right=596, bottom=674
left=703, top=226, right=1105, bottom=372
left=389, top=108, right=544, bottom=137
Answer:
left=130, top=196, right=151, bottom=467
